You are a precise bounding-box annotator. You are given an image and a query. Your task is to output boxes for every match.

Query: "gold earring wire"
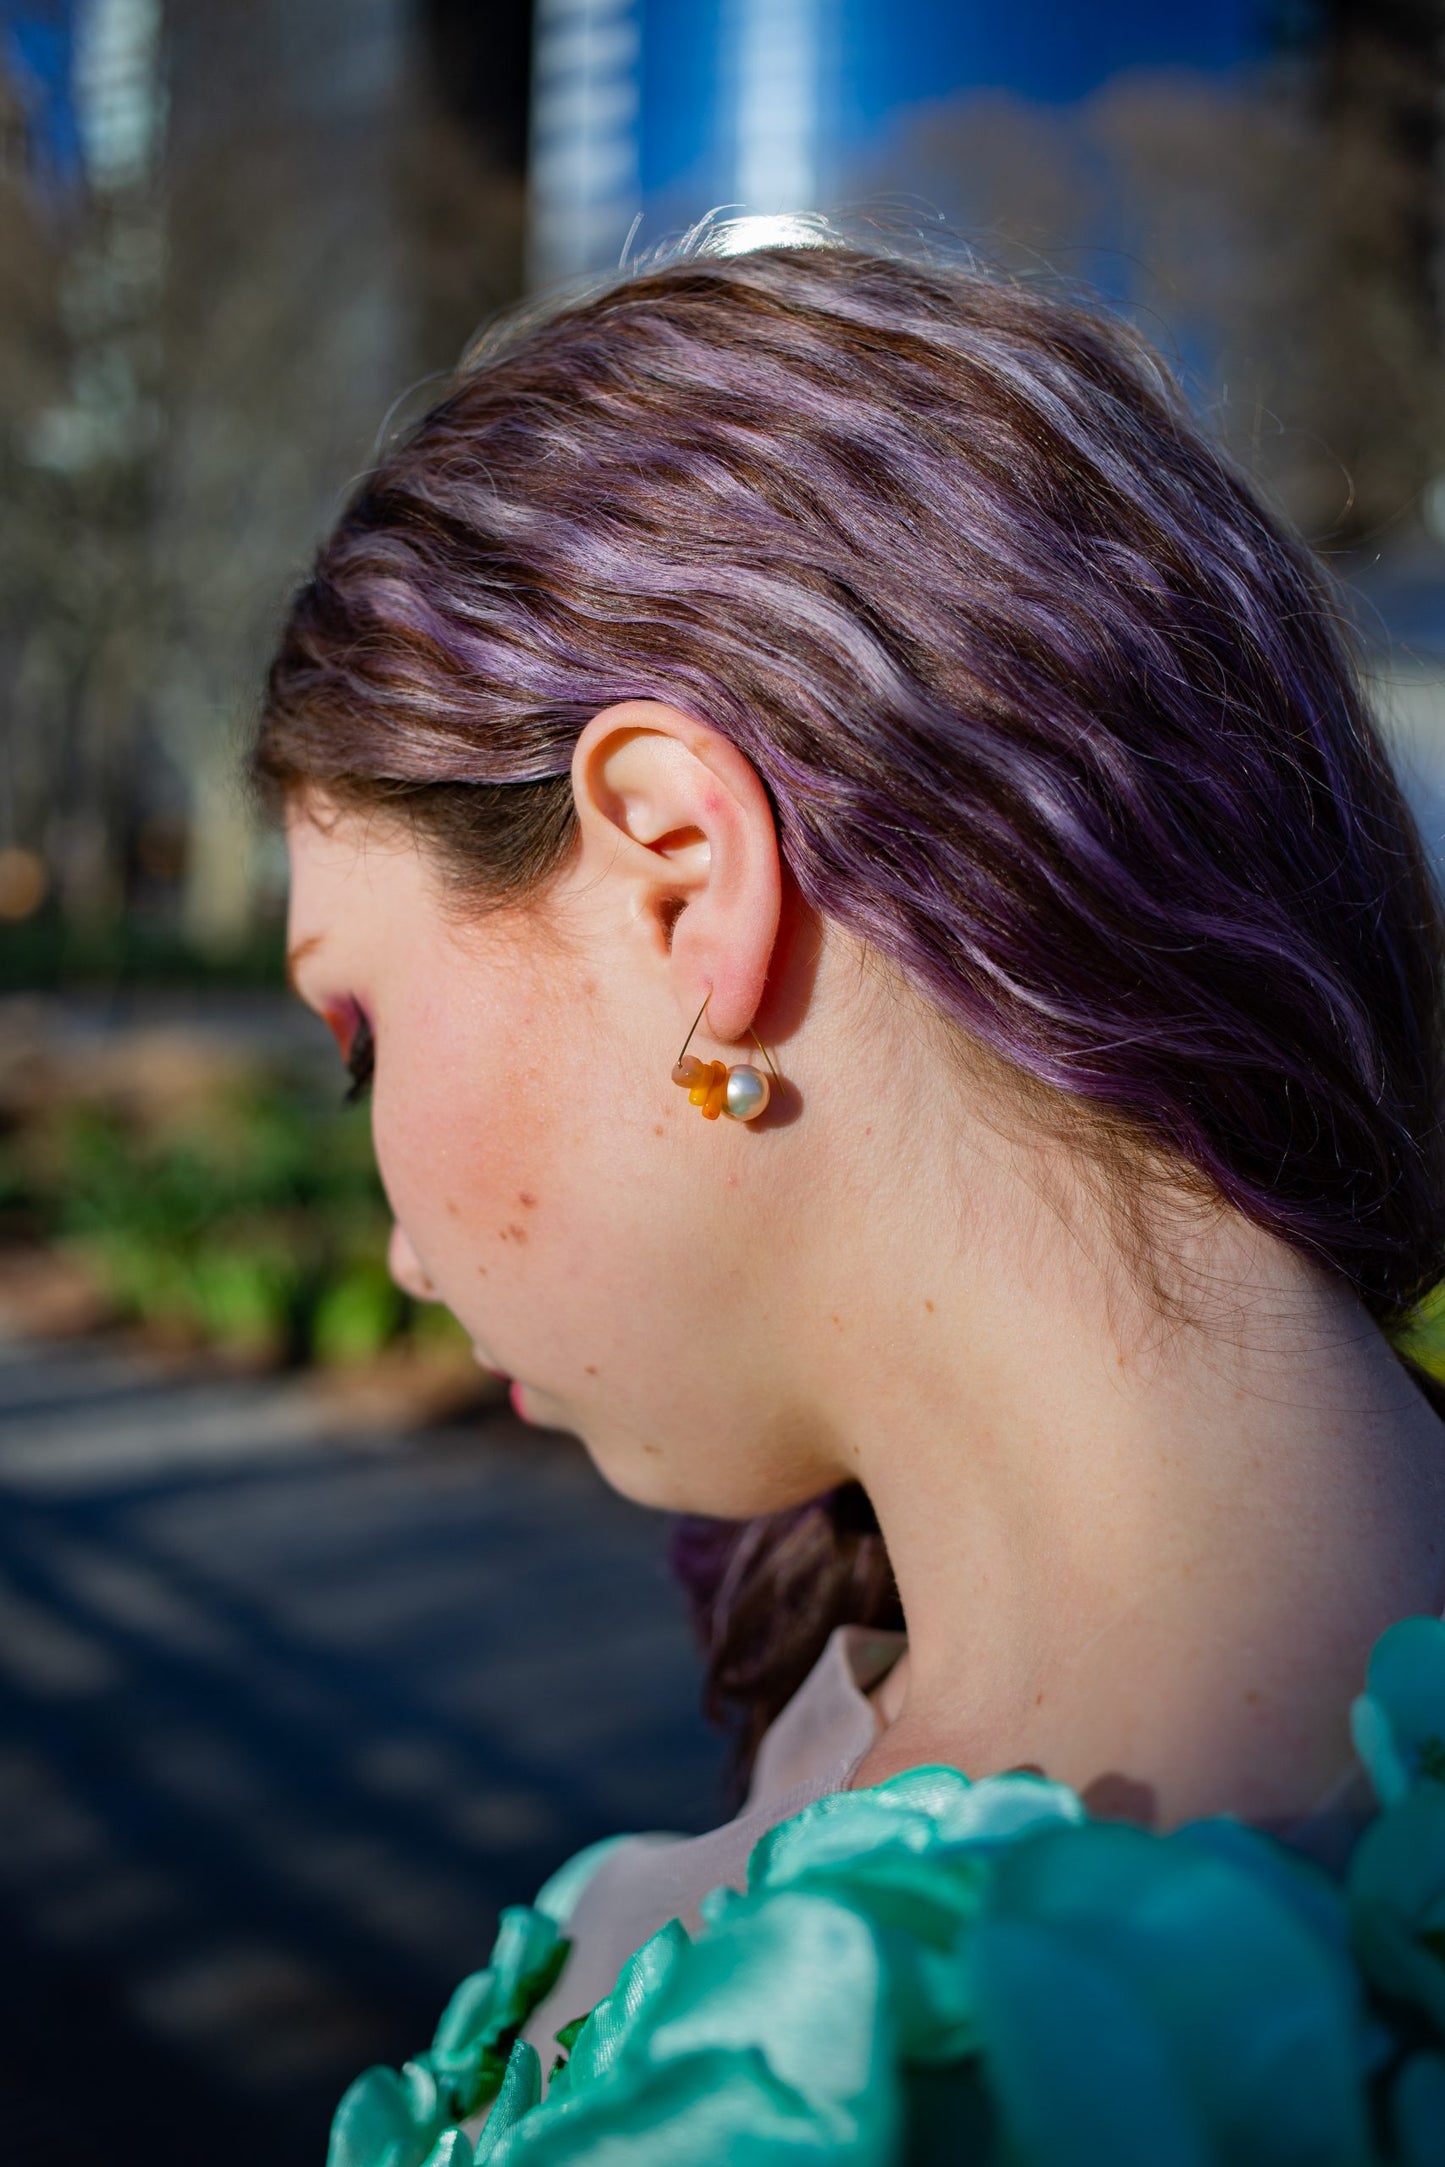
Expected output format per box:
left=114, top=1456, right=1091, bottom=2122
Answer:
left=684, top=992, right=719, bottom=1070
left=675, top=990, right=783, bottom=1086
left=672, top=989, right=784, bottom=1121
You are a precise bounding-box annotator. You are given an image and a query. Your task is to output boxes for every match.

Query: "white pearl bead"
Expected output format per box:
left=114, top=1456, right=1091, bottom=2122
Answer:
left=725, top=1064, right=770, bottom=1121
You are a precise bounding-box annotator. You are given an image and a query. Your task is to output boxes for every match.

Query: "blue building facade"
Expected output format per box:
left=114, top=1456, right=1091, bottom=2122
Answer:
left=527, top=0, right=1284, bottom=287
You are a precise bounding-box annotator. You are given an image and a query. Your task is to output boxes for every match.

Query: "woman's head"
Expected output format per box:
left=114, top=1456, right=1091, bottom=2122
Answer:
left=259, top=236, right=1445, bottom=1530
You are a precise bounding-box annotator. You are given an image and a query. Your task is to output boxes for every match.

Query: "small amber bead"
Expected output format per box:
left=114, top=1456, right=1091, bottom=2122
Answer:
left=703, top=1068, right=729, bottom=1119
left=687, top=1059, right=723, bottom=1107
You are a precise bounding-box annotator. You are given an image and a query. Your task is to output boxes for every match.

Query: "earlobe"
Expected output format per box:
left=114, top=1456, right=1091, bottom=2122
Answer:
left=570, top=699, right=783, bottom=1048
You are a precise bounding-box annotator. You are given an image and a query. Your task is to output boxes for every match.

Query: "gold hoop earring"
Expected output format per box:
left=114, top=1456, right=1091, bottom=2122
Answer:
left=671, top=990, right=782, bottom=1122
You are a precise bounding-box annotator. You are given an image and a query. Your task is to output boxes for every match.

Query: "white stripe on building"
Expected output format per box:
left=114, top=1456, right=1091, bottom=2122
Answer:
left=734, top=0, right=818, bottom=215
left=527, top=0, right=642, bottom=289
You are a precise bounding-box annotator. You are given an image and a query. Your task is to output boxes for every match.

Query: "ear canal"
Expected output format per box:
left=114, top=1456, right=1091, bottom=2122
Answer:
left=659, top=895, right=687, bottom=952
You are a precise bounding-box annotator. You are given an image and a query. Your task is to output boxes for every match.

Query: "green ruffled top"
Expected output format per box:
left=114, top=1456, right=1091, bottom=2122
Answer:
left=325, top=1615, right=1445, bottom=2166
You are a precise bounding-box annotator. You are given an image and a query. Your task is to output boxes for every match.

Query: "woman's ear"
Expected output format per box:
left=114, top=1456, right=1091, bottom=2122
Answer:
left=569, top=700, right=782, bottom=1046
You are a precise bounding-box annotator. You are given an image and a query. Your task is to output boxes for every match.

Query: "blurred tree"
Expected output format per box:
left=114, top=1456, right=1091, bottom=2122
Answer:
left=149, top=0, right=408, bottom=951
left=863, top=5, right=1445, bottom=546
left=0, top=51, right=67, bottom=897
left=153, top=0, right=525, bottom=952
left=419, top=0, right=532, bottom=172
left=0, top=0, right=166, bottom=930
left=1311, top=0, right=1444, bottom=529
left=0, top=0, right=527, bottom=958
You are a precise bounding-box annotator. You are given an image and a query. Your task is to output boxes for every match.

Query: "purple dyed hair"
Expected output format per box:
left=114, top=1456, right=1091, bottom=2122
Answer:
left=253, top=239, right=1445, bottom=1780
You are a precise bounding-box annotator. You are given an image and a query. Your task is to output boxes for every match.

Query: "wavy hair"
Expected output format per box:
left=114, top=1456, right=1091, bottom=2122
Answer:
left=253, top=235, right=1445, bottom=1784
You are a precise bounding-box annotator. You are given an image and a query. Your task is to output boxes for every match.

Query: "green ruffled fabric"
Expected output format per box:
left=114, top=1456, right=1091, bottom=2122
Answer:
left=327, top=1616, right=1445, bottom=2166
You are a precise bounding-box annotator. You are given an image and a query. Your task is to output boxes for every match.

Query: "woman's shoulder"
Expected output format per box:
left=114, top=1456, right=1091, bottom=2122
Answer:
left=326, top=1614, right=1445, bottom=2167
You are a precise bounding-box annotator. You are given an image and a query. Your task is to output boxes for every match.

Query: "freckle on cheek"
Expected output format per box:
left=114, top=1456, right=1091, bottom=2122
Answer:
left=585, top=1365, right=598, bottom=1376
left=653, top=1125, right=665, bottom=1138
left=499, top=1224, right=529, bottom=1243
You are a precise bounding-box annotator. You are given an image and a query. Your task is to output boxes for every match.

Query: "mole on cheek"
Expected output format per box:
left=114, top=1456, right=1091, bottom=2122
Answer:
left=498, top=1224, right=529, bottom=1244
left=585, top=1365, right=598, bottom=1376
left=446, top=1199, right=460, bottom=1218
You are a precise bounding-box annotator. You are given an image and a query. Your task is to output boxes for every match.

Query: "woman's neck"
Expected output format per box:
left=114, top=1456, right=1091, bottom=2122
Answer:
left=817, top=1149, right=1445, bottom=1829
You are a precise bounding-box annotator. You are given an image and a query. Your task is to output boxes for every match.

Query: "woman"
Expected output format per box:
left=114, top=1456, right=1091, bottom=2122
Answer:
left=255, top=233, right=1445, bottom=2163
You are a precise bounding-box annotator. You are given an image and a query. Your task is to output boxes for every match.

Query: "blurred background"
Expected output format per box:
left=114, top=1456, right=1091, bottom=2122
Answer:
left=0, top=1, right=1442, bottom=2160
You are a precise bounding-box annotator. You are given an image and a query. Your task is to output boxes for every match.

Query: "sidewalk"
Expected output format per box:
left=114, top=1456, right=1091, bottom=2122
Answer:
left=0, top=1333, right=723, bottom=2166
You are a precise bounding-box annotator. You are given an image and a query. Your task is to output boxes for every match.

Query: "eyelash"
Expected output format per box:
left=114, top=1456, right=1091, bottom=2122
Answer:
left=343, top=1014, right=375, bottom=1104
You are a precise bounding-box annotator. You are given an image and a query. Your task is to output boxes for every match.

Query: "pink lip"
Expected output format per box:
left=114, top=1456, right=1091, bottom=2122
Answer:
left=508, top=1379, right=528, bottom=1417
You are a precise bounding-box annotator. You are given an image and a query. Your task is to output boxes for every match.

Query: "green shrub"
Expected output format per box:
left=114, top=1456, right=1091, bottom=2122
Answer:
left=311, top=1260, right=409, bottom=1366
left=0, top=1062, right=468, bottom=1368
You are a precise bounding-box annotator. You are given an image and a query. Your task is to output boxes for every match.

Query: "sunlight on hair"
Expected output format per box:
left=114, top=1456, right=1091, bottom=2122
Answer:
left=691, top=210, right=840, bottom=258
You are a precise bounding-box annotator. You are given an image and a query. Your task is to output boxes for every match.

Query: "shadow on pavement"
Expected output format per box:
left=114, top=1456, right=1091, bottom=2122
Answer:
left=0, top=1338, right=725, bottom=2166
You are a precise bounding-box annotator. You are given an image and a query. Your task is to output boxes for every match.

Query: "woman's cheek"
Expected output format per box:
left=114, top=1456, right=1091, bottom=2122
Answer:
left=372, top=1054, right=545, bottom=1277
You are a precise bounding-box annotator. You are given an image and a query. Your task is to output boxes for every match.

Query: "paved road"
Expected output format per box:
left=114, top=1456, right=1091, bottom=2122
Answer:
left=0, top=1335, right=725, bottom=2166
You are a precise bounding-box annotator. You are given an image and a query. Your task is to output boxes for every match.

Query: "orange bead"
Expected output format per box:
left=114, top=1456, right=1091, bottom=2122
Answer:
left=688, top=1059, right=720, bottom=1104
left=703, top=1069, right=729, bottom=1119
